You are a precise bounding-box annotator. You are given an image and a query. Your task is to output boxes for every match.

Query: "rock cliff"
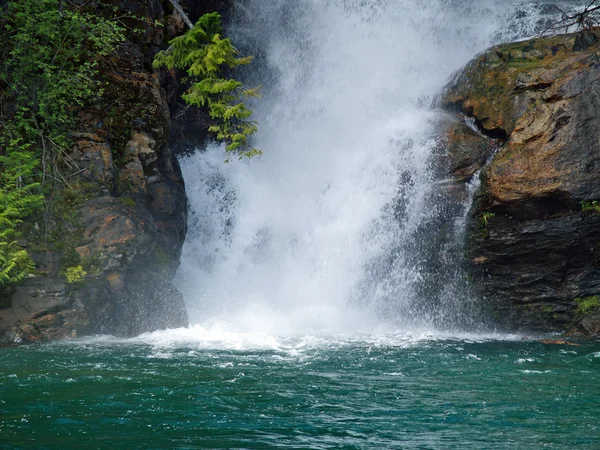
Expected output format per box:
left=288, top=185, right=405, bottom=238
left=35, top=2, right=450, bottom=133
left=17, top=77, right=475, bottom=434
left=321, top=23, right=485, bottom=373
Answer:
left=441, top=30, right=600, bottom=336
left=0, top=0, right=231, bottom=342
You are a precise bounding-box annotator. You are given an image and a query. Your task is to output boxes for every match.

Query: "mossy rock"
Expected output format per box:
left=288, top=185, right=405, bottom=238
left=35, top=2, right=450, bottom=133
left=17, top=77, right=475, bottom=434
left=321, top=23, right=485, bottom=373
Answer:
left=575, top=296, right=600, bottom=316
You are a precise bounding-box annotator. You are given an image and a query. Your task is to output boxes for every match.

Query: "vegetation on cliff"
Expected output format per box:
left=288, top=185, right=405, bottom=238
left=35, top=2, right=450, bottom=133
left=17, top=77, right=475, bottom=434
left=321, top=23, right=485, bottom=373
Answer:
left=0, top=0, right=125, bottom=285
left=0, top=0, right=194, bottom=341
left=0, top=2, right=258, bottom=286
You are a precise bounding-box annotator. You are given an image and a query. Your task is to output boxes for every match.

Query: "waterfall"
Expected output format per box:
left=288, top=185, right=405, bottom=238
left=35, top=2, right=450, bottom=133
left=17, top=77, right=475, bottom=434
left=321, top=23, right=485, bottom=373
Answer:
left=175, top=1, right=552, bottom=337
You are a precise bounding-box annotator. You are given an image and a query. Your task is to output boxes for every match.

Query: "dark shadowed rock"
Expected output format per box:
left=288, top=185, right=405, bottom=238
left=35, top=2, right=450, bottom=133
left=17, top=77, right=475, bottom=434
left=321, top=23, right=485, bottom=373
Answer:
left=435, top=113, right=498, bottom=182
left=573, top=29, right=599, bottom=51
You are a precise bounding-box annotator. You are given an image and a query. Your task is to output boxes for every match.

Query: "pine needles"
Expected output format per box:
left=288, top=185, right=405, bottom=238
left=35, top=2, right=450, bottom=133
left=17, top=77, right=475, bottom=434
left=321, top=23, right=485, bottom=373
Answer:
left=153, top=12, right=261, bottom=160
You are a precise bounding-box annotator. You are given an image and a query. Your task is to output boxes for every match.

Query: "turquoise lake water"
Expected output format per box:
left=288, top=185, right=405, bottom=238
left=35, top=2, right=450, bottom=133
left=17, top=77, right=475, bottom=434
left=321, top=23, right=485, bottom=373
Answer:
left=1, top=333, right=599, bottom=449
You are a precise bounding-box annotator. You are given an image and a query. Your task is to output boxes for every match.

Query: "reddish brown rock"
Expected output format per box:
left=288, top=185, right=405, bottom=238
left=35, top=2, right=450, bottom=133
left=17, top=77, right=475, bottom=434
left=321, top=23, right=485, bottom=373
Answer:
left=538, top=339, right=581, bottom=346
left=443, top=33, right=600, bottom=218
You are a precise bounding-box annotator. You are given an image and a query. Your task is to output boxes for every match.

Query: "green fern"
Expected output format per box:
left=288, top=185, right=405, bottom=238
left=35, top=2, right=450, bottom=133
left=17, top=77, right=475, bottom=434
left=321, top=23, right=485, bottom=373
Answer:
left=0, top=148, right=43, bottom=284
left=153, top=12, right=261, bottom=159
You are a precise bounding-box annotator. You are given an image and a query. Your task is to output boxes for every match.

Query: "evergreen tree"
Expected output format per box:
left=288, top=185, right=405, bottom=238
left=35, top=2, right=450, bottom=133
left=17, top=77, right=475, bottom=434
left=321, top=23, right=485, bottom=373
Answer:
left=153, top=12, right=261, bottom=159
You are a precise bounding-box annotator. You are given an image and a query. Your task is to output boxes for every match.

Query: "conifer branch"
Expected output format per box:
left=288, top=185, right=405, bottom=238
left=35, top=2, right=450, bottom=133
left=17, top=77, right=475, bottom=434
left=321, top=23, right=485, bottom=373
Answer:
left=154, top=12, right=261, bottom=160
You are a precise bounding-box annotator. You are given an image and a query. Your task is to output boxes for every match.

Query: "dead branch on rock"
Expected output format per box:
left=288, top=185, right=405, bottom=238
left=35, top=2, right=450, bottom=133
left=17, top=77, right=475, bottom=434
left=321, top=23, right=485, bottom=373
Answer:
left=163, top=0, right=194, bottom=56
left=168, top=0, right=194, bottom=30
left=541, top=1, right=600, bottom=35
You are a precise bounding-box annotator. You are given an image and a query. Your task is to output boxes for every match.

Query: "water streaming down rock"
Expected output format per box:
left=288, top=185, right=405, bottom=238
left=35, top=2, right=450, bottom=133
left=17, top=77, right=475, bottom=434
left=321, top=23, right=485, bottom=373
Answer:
left=176, top=1, right=554, bottom=336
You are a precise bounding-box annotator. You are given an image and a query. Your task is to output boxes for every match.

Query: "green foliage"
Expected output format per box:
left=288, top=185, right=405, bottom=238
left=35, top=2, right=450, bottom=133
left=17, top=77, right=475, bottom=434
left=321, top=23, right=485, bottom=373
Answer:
left=478, top=211, right=495, bottom=238
left=479, top=212, right=496, bottom=228
left=0, top=0, right=125, bottom=285
left=0, top=243, right=35, bottom=285
left=581, top=200, right=600, bottom=213
left=0, top=150, right=43, bottom=284
left=575, top=296, right=600, bottom=316
left=1, top=0, right=124, bottom=148
left=65, top=265, right=87, bottom=284
left=153, top=12, right=261, bottom=159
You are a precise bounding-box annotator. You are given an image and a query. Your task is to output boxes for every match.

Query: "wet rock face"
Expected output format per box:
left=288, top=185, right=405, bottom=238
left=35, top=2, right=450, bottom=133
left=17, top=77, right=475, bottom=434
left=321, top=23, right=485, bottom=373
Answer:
left=0, top=0, right=195, bottom=343
left=435, top=116, right=499, bottom=183
left=441, top=31, right=600, bottom=335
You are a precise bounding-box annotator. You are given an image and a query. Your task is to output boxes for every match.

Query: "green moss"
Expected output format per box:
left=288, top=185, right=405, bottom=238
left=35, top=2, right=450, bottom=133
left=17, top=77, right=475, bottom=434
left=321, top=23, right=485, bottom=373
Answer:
left=148, top=245, right=172, bottom=272
left=46, top=183, right=97, bottom=251
left=581, top=200, right=600, bottom=213
left=99, top=66, right=167, bottom=168
left=575, top=296, right=600, bottom=316
left=81, top=253, right=103, bottom=275
left=542, top=306, right=554, bottom=314
left=22, top=182, right=96, bottom=257
left=505, top=59, right=545, bottom=71
left=104, top=105, right=132, bottom=167
left=519, top=303, right=534, bottom=312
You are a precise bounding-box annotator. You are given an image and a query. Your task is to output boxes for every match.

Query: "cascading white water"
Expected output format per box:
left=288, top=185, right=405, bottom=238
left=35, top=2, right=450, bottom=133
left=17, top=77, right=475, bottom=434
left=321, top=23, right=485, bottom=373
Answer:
left=174, top=0, right=554, bottom=338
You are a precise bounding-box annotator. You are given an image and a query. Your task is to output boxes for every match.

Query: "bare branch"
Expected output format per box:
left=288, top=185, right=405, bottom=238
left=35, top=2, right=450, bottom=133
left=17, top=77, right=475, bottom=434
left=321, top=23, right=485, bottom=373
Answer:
left=540, top=2, right=600, bottom=36
left=168, top=0, right=193, bottom=30
left=161, top=0, right=195, bottom=55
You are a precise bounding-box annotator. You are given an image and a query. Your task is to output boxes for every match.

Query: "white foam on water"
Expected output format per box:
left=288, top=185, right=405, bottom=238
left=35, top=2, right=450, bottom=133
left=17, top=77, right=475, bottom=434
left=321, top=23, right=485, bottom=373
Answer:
left=171, top=1, right=553, bottom=345
left=117, top=325, right=525, bottom=353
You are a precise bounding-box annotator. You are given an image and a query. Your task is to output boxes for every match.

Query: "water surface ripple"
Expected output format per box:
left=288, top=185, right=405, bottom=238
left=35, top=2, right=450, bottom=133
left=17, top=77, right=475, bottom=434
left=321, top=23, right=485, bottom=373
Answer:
left=1, top=337, right=599, bottom=449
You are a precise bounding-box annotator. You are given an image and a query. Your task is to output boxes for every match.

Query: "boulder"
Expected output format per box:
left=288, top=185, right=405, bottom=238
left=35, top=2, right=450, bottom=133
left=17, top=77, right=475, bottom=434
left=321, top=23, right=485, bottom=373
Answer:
left=441, top=30, right=600, bottom=335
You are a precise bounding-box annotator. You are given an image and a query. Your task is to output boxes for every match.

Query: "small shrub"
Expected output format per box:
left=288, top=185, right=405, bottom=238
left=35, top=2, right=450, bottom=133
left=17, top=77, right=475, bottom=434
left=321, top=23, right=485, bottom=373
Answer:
left=581, top=200, right=600, bottom=213
left=65, top=265, right=87, bottom=284
left=479, top=211, right=495, bottom=238
left=480, top=212, right=496, bottom=228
